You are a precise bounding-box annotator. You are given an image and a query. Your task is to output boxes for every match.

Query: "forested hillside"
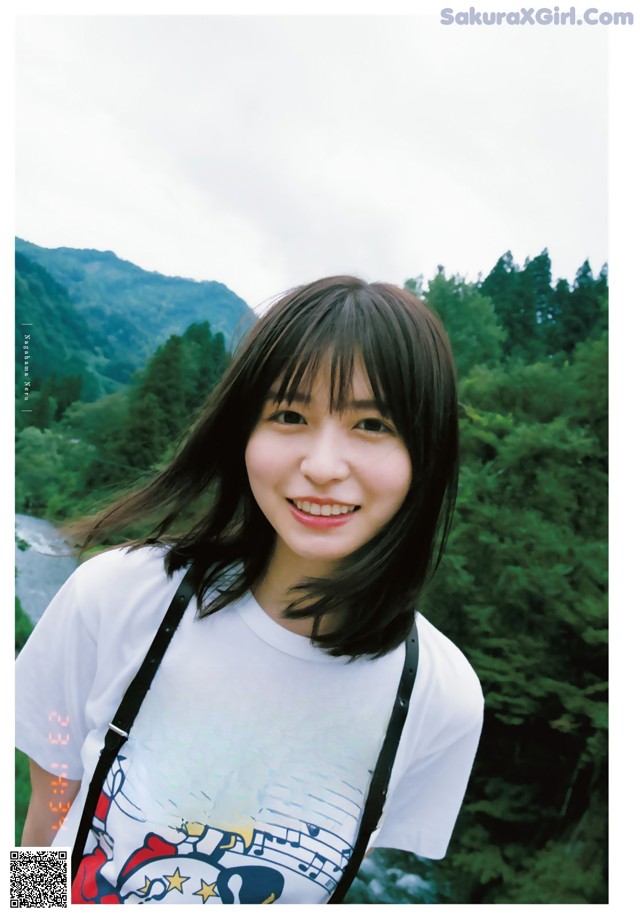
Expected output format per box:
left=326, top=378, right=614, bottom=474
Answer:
left=15, top=252, right=106, bottom=408
left=409, top=250, right=607, bottom=904
left=14, top=248, right=607, bottom=903
left=15, top=238, right=252, bottom=391
left=16, top=320, right=230, bottom=521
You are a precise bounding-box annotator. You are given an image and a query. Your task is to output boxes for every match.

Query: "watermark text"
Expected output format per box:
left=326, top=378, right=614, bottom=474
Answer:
left=440, top=7, right=634, bottom=25
left=23, top=331, right=31, bottom=402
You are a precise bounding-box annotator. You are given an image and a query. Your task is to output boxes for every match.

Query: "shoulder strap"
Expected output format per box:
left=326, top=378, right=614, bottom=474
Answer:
left=71, top=564, right=198, bottom=880
left=328, top=619, right=419, bottom=904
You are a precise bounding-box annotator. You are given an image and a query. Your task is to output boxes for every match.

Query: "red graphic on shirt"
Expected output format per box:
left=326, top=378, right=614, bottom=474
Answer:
left=71, top=758, right=286, bottom=904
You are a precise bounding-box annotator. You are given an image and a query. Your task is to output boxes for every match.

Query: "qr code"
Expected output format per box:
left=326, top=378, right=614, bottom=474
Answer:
left=9, top=849, right=70, bottom=908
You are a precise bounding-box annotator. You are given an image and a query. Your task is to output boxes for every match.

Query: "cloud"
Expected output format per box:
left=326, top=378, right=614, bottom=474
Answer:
left=16, top=15, right=607, bottom=306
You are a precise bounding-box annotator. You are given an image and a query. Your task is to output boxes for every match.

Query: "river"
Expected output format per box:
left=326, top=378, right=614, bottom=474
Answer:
left=15, top=513, right=78, bottom=624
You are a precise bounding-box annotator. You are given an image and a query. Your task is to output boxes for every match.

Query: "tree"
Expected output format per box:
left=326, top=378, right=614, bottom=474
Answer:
left=117, top=391, right=168, bottom=472
left=59, top=390, right=137, bottom=491
left=182, top=323, right=229, bottom=412
left=480, top=249, right=554, bottom=362
left=480, top=251, right=519, bottom=352
left=480, top=251, right=607, bottom=364
left=24, top=390, right=56, bottom=431
left=419, top=270, right=506, bottom=377
left=113, top=335, right=188, bottom=473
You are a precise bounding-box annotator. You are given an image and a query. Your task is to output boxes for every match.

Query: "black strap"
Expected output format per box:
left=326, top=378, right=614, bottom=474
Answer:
left=328, top=619, right=419, bottom=904
left=71, top=565, right=198, bottom=880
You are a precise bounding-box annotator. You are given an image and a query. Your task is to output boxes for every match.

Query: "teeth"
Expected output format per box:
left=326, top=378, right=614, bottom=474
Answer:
left=294, top=500, right=356, bottom=516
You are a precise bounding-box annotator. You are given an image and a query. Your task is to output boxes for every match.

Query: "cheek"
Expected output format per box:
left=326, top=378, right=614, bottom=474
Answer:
left=244, top=434, right=264, bottom=491
left=369, top=446, right=412, bottom=508
left=245, top=431, right=281, bottom=493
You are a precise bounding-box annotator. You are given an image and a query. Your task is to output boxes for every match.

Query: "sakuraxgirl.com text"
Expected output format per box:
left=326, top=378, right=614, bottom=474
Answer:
left=440, top=7, right=634, bottom=25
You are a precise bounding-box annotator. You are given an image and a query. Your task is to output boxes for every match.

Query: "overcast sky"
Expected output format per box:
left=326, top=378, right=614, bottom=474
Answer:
left=15, top=10, right=610, bottom=311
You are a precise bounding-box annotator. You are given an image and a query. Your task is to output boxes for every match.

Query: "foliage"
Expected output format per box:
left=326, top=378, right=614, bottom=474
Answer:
left=480, top=249, right=607, bottom=362
left=417, top=330, right=607, bottom=902
left=15, top=749, right=31, bottom=847
left=15, top=595, right=34, bottom=656
left=15, top=596, right=34, bottom=845
left=423, top=268, right=506, bottom=376
left=15, top=322, right=231, bottom=523
left=15, top=426, right=101, bottom=518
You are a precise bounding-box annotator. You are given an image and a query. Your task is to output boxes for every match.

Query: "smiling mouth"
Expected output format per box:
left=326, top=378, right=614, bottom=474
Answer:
left=287, top=499, right=359, bottom=517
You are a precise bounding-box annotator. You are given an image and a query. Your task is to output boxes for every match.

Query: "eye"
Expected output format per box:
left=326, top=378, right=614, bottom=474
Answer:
left=269, top=409, right=306, bottom=425
left=355, top=417, right=394, bottom=434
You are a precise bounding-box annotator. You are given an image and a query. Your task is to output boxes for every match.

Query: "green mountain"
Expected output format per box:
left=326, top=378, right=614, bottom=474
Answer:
left=16, top=251, right=105, bottom=402
left=15, top=237, right=253, bottom=393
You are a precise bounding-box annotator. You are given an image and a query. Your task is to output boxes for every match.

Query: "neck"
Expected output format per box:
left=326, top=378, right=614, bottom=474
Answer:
left=251, top=542, right=340, bottom=637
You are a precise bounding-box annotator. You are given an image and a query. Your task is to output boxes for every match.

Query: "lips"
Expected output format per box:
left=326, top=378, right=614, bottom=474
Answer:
left=289, top=498, right=358, bottom=517
left=286, top=498, right=360, bottom=529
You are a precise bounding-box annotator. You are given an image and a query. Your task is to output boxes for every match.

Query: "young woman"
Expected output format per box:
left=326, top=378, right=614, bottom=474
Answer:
left=16, top=276, right=483, bottom=905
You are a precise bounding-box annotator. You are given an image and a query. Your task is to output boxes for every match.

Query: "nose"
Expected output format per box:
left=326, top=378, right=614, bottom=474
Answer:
left=299, top=426, right=350, bottom=484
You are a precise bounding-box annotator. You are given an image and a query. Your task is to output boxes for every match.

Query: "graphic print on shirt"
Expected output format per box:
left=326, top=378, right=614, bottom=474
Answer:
left=71, top=756, right=359, bottom=904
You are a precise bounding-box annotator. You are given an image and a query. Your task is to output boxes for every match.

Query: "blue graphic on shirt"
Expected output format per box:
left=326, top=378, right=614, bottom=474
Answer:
left=72, top=756, right=355, bottom=904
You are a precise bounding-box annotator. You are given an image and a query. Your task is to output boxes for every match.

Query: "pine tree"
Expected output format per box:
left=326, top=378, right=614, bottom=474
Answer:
left=420, top=270, right=506, bottom=377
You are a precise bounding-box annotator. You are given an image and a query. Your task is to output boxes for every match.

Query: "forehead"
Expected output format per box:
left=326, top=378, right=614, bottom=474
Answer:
left=268, top=353, right=383, bottom=409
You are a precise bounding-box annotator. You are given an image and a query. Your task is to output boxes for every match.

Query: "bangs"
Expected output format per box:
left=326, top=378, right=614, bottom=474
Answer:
left=263, top=287, right=409, bottom=423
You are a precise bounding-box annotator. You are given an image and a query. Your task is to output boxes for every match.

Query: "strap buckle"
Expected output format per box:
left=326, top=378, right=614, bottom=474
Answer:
left=108, top=722, right=129, bottom=738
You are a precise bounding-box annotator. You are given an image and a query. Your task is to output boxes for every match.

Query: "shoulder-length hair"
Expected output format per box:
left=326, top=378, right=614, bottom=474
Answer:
left=78, top=276, right=459, bottom=658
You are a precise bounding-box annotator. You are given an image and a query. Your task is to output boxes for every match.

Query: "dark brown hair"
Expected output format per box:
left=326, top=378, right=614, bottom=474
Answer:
left=77, top=276, right=459, bottom=658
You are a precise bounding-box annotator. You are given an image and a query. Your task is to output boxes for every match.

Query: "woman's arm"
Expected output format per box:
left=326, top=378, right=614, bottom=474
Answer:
left=21, top=759, right=81, bottom=847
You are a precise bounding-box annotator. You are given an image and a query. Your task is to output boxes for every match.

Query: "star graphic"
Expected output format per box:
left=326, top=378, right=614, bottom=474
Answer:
left=164, top=867, right=189, bottom=893
left=194, top=879, right=217, bottom=903
left=137, top=876, right=152, bottom=895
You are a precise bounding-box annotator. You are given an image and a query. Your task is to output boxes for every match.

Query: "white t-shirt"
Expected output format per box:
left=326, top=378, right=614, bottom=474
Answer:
left=15, top=546, right=483, bottom=905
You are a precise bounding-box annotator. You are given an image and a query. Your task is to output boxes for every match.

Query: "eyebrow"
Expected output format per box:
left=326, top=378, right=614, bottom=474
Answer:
left=266, top=390, right=389, bottom=413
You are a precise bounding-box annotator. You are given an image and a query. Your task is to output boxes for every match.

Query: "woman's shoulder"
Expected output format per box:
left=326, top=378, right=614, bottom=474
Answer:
left=413, top=612, right=484, bottom=727
left=69, top=544, right=187, bottom=633
left=74, top=542, right=169, bottom=575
